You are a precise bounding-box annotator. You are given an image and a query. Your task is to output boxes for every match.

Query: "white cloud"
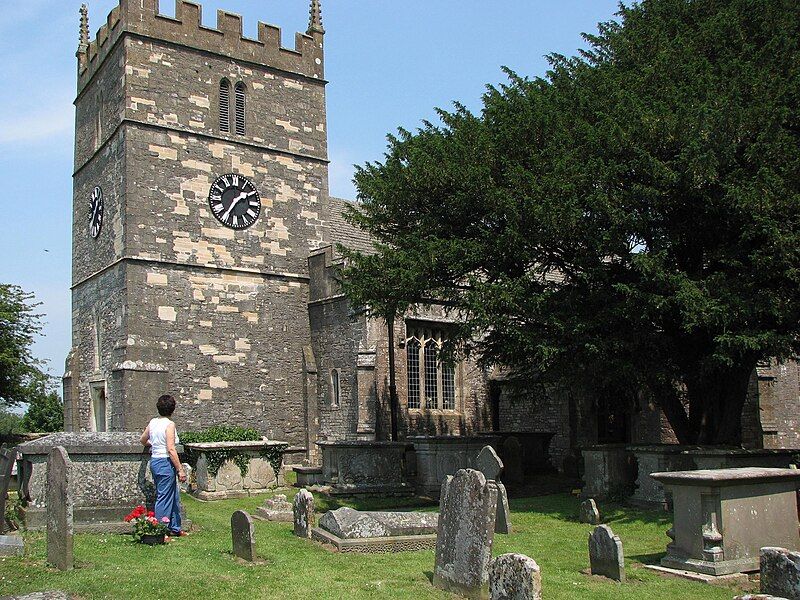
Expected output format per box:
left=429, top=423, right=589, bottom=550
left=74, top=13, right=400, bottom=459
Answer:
left=0, top=102, right=73, bottom=145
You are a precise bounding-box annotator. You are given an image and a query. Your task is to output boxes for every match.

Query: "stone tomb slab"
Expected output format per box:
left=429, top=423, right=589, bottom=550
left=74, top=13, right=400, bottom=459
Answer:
left=231, top=510, right=256, bottom=562
left=0, top=535, right=24, bottom=556
left=589, top=524, right=625, bottom=582
left=651, top=468, right=800, bottom=575
left=312, top=507, right=438, bottom=553
left=254, top=494, right=293, bottom=522
left=46, top=447, right=73, bottom=571
left=433, top=468, right=498, bottom=600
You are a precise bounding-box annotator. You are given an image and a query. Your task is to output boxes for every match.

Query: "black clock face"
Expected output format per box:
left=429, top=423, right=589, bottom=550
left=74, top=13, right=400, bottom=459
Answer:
left=89, top=186, right=103, bottom=239
left=208, top=174, right=261, bottom=230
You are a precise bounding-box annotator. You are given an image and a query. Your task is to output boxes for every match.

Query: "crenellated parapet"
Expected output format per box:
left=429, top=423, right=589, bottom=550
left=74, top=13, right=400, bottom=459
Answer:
left=77, top=0, right=325, bottom=94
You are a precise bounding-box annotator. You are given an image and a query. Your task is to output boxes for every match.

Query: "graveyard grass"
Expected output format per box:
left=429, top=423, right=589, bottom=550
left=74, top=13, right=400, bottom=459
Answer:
left=0, top=491, right=749, bottom=599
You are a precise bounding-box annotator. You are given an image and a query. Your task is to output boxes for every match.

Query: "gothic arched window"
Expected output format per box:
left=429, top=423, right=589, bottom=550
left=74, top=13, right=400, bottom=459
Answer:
left=219, top=79, right=231, bottom=133
left=424, top=340, right=439, bottom=407
left=235, top=82, right=246, bottom=136
left=330, top=369, right=341, bottom=408
left=406, top=338, right=421, bottom=409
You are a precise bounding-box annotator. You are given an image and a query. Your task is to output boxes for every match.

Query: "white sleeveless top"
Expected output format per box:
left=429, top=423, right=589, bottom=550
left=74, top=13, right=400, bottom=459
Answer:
left=148, top=417, right=180, bottom=458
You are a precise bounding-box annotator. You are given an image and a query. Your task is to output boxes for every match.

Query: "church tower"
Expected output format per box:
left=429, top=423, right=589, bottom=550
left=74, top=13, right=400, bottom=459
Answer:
left=64, top=0, right=330, bottom=449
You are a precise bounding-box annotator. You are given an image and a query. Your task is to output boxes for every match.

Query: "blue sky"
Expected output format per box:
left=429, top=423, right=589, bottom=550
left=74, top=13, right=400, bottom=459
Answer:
left=0, top=0, right=620, bottom=383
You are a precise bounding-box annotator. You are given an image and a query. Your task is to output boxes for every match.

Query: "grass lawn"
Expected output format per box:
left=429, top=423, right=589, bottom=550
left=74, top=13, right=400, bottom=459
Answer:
left=0, top=491, right=753, bottom=599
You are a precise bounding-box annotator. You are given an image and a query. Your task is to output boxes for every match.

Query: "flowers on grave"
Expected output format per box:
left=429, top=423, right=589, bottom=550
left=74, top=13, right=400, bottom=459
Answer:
left=123, top=505, right=170, bottom=541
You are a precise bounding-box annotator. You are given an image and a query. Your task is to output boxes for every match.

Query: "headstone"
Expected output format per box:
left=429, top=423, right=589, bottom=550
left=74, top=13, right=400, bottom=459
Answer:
left=0, top=447, right=16, bottom=535
left=501, top=437, right=524, bottom=486
left=579, top=499, right=601, bottom=525
left=433, top=468, right=498, bottom=599
left=760, top=547, right=800, bottom=599
left=179, top=463, right=192, bottom=493
left=489, top=553, right=542, bottom=600
left=293, top=488, right=314, bottom=538
left=256, top=493, right=293, bottom=522
left=476, top=446, right=504, bottom=482
left=589, top=524, right=625, bottom=582
left=46, top=447, right=73, bottom=571
left=0, top=534, right=24, bottom=556
left=475, top=445, right=512, bottom=535
left=734, top=595, right=787, bottom=600
left=319, top=507, right=438, bottom=539
left=230, top=510, right=256, bottom=562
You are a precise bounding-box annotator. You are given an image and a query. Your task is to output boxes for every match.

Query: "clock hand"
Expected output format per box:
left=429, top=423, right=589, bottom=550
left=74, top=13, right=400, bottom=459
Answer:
left=221, top=191, right=248, bottom=221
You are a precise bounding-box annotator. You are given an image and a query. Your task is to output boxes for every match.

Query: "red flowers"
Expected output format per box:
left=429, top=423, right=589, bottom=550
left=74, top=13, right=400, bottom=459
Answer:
left=123, top=504, right=171, bottom=542
left=123, top=505, right=147, bottom=523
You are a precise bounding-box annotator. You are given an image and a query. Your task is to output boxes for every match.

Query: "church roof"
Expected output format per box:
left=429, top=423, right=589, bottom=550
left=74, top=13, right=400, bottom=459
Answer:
left=328, top=197, right=376, bottom=256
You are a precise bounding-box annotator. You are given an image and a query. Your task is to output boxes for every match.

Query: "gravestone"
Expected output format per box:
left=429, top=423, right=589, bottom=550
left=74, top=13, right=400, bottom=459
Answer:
left=180, top=463, right=192, bottom=494
left=293, top=488, right=314, bottom=538
left=433, top=468, right=498, bottom=599
left=589, top=524, right=625, bottom=582
left=256, top=494, right=293, bottom=522
left=46, top=447, right=73, bottom=571
left=489, top=553, right=542, bottom=600
left=501, top=437, right=524, bottom=486
left=760, top=547, right=800, bottom=599
left=0, top=447, right=16, bottom=534
left=579, top=499, right=601, bottom=525
left=230, top=510, right=256, bottom=562
left=476, top=446, right=512, bottom=535
left=319, top=507, right=438, bottom=539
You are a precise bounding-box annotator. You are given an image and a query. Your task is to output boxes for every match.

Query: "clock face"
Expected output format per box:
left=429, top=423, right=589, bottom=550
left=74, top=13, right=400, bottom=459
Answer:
left=89, top=186, right=104, bottom=239
left=208, top=174, right=261, bottom=230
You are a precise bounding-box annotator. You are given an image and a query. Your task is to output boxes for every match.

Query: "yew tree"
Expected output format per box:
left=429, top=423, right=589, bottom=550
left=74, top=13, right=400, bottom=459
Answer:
left=341, top=0, right=800, bottom=445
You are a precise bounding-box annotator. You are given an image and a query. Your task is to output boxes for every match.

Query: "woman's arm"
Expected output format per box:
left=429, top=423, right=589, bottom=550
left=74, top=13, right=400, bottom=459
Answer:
left=166, top=423, right=186, bottom=482
left=140, top=425, right=150, bottom=447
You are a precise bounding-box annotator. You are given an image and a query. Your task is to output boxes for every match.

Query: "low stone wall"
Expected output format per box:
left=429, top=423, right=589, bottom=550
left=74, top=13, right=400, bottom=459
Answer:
left=187, top=440, right=291, bottom=501
left=17, top=432, right=185, bottom=533
left=410, top=436, right=500, bottom=498
left=317, top=441, right=414, bottom=495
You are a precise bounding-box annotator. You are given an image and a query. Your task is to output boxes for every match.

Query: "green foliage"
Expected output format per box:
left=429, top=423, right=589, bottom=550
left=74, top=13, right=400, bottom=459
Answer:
left=0, top=409, right=22, bottom=436
left=180, top=426, right=262, bottom=478
left=341, top=0, right=800, bottom=445
left=0, top=285, right=50, bottom=407
left=4, top=492, right=24, bottom=532
left=20, top=388, right=63, bottom=433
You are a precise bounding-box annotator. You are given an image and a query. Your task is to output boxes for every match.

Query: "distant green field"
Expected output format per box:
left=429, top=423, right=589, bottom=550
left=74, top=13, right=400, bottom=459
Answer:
left=0, top=491, right=753, bottom=599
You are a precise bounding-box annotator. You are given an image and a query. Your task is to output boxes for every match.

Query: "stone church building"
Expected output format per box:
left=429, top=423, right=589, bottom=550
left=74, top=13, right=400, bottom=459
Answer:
left=64, top=0, right=799, bottom=468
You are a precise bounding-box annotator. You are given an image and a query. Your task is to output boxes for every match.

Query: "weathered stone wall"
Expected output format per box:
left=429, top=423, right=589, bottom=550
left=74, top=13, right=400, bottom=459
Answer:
left=751, top=358, right=800, bottom=449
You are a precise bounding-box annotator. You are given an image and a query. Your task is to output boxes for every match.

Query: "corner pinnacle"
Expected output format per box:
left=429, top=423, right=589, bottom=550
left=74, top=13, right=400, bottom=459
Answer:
left=308, top=0, right=324, bottom=35
left=78, top=4, right=90, bottom=53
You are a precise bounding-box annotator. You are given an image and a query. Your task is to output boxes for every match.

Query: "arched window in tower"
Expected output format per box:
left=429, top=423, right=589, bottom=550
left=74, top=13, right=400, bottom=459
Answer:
left=406, top=338, right=421, bottom=409
left=219, top=79, right=231, bottom=133
left=235, top=82, right=246, bottom=136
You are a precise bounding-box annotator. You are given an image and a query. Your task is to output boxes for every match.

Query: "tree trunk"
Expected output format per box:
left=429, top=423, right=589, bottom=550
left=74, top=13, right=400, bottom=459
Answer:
left=386, top=310, right=399, bottom=442
left=683, top=355, right=758, bottom=446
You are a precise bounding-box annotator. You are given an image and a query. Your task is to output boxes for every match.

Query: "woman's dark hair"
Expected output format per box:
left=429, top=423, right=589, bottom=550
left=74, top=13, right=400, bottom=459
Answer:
left=156, top=394, right=176, bottom=417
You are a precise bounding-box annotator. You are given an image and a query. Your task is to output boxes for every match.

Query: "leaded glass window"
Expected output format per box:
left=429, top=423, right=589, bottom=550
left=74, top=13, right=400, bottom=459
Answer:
left=406, top=338, right=421, bottom=409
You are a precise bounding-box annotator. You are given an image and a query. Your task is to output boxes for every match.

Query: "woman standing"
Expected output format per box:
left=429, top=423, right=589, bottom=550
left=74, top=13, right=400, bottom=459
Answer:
left=140, top=394, right=187, bottom=540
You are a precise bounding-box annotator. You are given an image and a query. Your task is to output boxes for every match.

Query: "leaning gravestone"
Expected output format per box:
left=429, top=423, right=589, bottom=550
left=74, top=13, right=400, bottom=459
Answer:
left=589, top=524, right=625, bottom=582
left=293, top=488, right=314, bottom=538
left=46, top=447, right=73, bottom=571
left=579, top=499, right=601, bottom=525
left=489, top=553, right=542, bottom=600
left=476, top=446, right=512, bottom=535
left=433, top=468, right=498, bottom=599
left=231, top=510, right=256, bottom=562
left=760, top=546, right=800, bottom=599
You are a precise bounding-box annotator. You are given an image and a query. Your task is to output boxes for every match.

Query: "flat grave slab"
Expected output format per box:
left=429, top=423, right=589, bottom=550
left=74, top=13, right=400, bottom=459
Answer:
left=311, top=507, right=438, bottom=553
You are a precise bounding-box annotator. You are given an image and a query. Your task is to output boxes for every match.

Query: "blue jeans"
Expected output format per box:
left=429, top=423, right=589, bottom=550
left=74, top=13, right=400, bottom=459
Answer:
left=150, top=457, right=182, bottom=534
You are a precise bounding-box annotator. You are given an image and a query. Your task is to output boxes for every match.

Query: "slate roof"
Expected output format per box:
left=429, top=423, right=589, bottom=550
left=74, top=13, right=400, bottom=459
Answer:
left=328, top=197, right=376, bottom=256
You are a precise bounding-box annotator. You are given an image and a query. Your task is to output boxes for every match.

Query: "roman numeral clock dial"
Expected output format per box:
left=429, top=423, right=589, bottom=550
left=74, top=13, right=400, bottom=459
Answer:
left=208, top=174, right=261, bottom=230
left=88, top=186, right=104, bottom=239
